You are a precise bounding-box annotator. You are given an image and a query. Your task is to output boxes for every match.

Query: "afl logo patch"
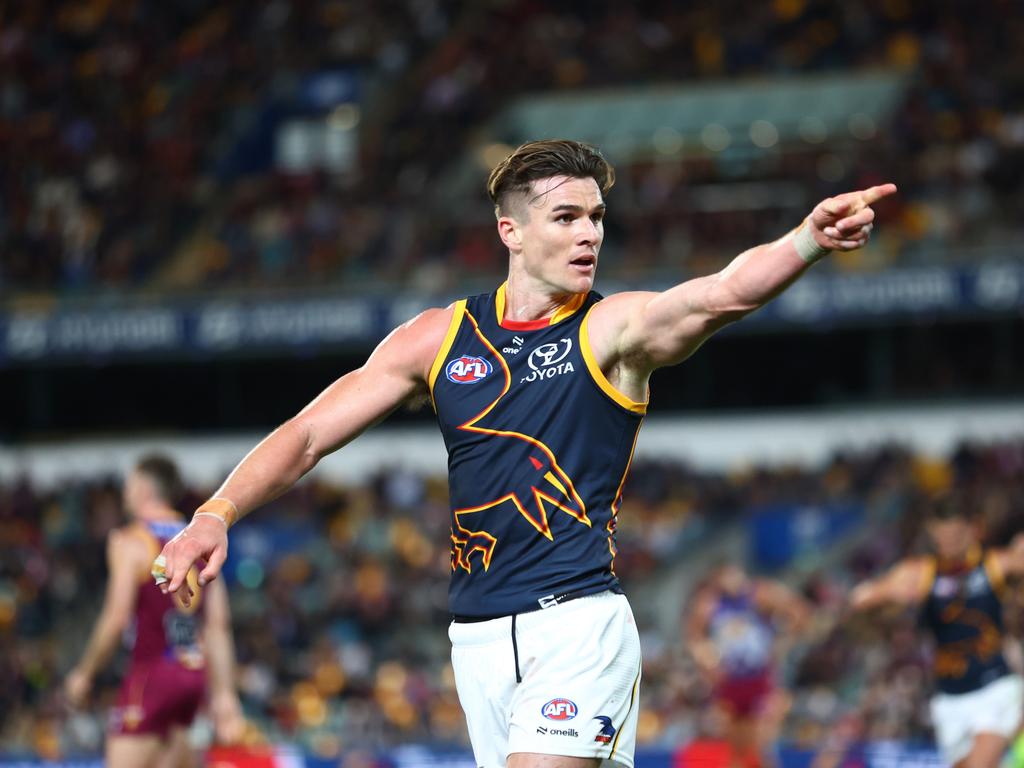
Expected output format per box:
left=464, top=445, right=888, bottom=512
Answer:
left=542, top=698, right=578, bottom=721
left=445, top=355, right=492, bottom=384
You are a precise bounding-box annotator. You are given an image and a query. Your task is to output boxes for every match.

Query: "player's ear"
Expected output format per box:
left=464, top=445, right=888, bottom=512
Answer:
left=497, top=215, right=523, bottom=253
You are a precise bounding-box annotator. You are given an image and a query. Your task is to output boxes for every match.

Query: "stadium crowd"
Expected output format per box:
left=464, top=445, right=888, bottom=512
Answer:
left=2, top=0, right=1022, bottom=296
left=2, top=438, right=1022, bottom=761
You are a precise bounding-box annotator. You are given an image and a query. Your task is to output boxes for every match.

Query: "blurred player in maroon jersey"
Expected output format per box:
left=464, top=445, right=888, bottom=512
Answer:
left=64, top=455, right=244, bottom=768
left=686, top=563, right=811, bottom=768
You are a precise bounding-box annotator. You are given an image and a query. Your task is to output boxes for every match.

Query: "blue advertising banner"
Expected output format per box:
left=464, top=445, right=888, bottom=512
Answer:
left=760, top=262, right=1024, bottom=326
left=749, top=501, right=863, bottom=570
left=1, top=264, right=1021, bottom=365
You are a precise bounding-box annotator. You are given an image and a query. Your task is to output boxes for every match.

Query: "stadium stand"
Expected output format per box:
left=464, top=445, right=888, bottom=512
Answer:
left=2, top=1, right=1021, bottom=295
left=3, top=438, right=1022, bottom=762
left=3, top=2, right=1023, bottom=767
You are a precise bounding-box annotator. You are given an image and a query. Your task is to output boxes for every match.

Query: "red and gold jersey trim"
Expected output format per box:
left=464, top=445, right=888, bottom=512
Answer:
left=494, top=282, right=587, bottom=330
left=607, top=425, right=643, bottom=575
left=579, top=306, right=648, bottom=415
left=428, top=300, right=468, bottom=401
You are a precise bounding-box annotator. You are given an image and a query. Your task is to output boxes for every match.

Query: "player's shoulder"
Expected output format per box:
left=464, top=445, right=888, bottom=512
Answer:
left=897, top=555, right=936, bottom=583
left=110, top=521, right=156, bottom=555
left=387, top=303, right=458, bottom=342
left=372, top=303, right=461, bottom=381
left=104, top=524, right=158, bottom=580
left=589, top=289, right=657, bottom=312
left=583, top=289, right=655, bottom=337
left=752, top=578, right=789, bottom=601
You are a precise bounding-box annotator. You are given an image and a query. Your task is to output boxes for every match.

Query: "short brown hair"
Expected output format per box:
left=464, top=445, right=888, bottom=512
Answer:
left=926, top=489, right=972, bottom=522
left=486, top=139, right=615, bottom=216
left=135, top=454, right=185, bottom=508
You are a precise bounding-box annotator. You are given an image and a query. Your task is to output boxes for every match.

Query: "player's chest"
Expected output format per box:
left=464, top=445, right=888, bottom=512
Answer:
left=437, top=328, right=585, bottom=415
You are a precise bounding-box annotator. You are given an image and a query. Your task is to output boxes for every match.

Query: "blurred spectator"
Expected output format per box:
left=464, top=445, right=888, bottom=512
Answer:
left=2, top=438, right=1023, bottom=759
left=3, top=1, right=1023, bottom=297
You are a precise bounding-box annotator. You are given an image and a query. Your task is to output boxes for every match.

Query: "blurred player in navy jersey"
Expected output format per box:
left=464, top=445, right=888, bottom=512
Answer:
left=849, top=492, right=1024, bottom=768
left=687, top=563, right=810, bottom=768
left=65, top=456, right=243, bottom=768
left=157, top=139, right=893, bottom=768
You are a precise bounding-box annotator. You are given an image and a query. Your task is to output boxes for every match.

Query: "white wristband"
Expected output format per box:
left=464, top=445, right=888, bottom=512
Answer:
left=192, top=496, right=239, bottom=528
left=793, top=224, right=831, bottom=264
left=193, top=511, right=229, bottom=528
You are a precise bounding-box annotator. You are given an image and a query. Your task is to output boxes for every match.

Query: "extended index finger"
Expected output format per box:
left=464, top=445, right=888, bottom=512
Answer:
left=167, top=555, right=192, bottom=594
left=859, top=183, right=897, bottom=205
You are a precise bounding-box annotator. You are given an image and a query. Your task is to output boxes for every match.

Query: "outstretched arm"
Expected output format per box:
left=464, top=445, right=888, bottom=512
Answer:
left=993, top=534, right=1024, bottom=579
left=755, top=579, right=812, bottom=634
left=65, top=529, right=148, bottom=706
left=589, top=184, right=896, bottom=380
left=157, top=305, right=454, bottom=596
left=203, top=579, right=245, bottom=744
left=848, top=558, right=931, bottom=613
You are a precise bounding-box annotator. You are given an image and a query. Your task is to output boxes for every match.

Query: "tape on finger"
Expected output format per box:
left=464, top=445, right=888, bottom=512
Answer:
left=151, top=554, right=168, bottom=586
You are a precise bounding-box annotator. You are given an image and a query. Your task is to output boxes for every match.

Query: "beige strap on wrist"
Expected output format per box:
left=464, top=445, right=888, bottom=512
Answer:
left=193, top=497, right=239, bottom=529
left=793, top=223, right=831, bottom=264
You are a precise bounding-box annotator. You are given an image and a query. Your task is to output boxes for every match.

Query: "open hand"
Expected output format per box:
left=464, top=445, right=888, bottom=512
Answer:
left=64, top=668, right=92, bottom=708
left=211, top=692, right=247, bottom=745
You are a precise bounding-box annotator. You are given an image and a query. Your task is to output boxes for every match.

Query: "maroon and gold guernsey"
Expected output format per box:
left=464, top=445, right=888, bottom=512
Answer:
left=109, top=519, right=208, bottom=736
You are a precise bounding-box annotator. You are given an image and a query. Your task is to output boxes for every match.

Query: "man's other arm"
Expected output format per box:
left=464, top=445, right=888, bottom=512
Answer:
left=848, top=558, right=932, bottom=613
left=65, top=529, right=148, bottom=706
left=203, top=578, right=245, bottom=744
left=158, top=305, right=455, bottom=595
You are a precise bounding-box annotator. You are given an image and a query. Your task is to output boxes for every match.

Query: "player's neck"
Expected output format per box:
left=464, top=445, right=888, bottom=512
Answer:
left=938, top=542, right=979, bottom=566
left=502, top=274, right=582, bottom=323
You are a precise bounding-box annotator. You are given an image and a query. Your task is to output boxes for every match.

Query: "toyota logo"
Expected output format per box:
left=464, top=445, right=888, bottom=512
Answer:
left=527, top=339, right=572, bottom=371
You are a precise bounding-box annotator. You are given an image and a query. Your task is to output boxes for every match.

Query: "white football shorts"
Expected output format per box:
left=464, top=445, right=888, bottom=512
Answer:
left=449, top=590, right=642, bottom=768
left=929, top=673, right=1024, bottom=766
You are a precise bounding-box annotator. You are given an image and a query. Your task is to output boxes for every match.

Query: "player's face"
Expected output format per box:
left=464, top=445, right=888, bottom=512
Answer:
left=510, top=175, right=605, bottom=294
left=718, top=564, right=748, bottom=595
left=927, top=517, right=974, bottom=559
left=123, top=469, right=145, bottom=517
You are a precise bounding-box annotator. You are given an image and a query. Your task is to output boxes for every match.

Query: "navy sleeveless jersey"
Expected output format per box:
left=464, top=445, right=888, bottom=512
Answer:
left=921, top=547, right=1010, bottom=694
left=429, top=284, right=646, bottom=617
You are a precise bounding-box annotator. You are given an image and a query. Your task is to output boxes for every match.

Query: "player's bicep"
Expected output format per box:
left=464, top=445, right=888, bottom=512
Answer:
left=294, top=364, right=418, bottom=457
left=618, top=275, right=747, bottom=368
left=996, top=536, right=1024, bottom=577
left=758, top=581, right=809, bottom=626
left=102, top=532, right=145, bottom=627
left=295, top=306, right=452, bottom=458
left=879, top=560, right=930, bottom=605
